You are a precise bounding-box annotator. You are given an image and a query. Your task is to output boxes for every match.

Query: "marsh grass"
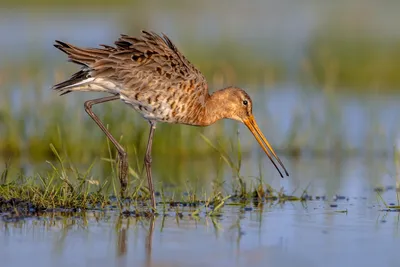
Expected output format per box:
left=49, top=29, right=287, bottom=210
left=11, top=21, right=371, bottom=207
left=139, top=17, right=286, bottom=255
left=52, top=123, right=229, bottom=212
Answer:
left=0, top=142, right=149, bottom=214
left=0, top=150, right=110, bottom=213
left=0, top=131, right=307, bottom=216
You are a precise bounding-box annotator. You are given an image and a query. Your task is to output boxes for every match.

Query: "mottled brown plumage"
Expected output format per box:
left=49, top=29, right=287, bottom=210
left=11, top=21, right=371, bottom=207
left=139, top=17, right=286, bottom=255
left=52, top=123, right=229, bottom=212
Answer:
left=53, top=30, right=289, bottom=210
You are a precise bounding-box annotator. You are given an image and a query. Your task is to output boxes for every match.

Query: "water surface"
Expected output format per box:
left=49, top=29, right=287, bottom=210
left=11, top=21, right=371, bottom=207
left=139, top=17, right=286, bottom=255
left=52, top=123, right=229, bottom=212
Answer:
left=1, top=196, right=398, bottom=267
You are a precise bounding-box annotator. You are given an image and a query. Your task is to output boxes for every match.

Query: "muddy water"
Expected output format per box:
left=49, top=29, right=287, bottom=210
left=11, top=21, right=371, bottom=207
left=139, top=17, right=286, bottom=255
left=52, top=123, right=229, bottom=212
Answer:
left=1, top=195, right=399, bottom=267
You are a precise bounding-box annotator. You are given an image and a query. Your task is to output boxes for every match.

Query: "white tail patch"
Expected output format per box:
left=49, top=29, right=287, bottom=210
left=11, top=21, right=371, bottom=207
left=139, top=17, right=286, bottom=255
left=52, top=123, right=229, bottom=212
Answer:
left=60, top=78, right=95, bottom=89
left=60, top=77, right=122, bottom=94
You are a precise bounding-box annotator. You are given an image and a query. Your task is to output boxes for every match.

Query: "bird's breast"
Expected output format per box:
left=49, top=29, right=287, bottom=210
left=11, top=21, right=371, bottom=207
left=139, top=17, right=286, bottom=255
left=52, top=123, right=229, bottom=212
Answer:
left=120, top=94, right=187, bottom=123
left=119, top=85, right=207, bottom=125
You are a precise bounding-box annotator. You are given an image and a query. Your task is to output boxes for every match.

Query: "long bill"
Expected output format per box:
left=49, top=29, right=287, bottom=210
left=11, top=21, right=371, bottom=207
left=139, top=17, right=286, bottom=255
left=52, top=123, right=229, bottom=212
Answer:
left=243, top=115, right=289, bottom=178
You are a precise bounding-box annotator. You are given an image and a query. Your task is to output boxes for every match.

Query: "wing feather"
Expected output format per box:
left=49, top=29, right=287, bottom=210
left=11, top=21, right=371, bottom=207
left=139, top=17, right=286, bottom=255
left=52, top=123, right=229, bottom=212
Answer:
left=53, top=30, right=208, bottom=105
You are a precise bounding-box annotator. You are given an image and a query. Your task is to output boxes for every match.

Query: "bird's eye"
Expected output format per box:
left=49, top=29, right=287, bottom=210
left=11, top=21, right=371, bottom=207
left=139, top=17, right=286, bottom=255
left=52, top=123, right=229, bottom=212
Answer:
left=243, top=100, right=248, bottom=106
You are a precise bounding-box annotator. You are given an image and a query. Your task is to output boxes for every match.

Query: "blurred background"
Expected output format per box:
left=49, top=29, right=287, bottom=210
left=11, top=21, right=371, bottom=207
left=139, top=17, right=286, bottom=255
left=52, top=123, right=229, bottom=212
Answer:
left=0, top=0, right=399, bottom=196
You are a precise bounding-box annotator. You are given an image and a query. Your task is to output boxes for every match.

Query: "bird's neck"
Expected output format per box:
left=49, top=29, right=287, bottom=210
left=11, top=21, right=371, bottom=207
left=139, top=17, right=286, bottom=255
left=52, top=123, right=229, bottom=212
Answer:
left=201, top=89, right=231, bottom=126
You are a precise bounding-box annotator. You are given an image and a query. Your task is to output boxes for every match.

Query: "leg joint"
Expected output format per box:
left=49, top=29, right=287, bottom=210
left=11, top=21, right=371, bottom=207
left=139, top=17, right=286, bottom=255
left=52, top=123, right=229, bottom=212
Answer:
left=145, top=154, right=152, bottom=164
left=120, top=150, right=128, bottom=158
left=84, top=100, right=93, bottom=112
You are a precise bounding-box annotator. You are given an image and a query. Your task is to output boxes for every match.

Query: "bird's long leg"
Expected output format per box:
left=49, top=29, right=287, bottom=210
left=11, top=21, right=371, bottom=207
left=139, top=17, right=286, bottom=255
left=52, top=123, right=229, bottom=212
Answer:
left=144, top=121, right=157, bottom=210
left=84, top=95, right=128, bottom=198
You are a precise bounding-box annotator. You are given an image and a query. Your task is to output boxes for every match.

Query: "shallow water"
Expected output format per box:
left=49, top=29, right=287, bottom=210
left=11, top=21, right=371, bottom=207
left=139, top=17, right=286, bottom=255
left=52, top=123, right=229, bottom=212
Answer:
left=2, top=151, right=399, bottom=267
left=1, top=196, right=399, bottom=267
left=1, top=156, right=400, bottom=267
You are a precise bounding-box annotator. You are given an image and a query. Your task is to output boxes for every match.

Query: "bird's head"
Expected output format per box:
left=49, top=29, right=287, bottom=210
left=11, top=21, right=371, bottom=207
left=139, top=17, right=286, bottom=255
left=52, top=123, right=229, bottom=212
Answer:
left=214, top=87, right=289, bottom=178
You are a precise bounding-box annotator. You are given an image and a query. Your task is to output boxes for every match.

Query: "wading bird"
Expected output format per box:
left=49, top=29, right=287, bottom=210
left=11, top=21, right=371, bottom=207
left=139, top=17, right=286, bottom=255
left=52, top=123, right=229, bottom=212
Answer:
left=53, top=30, right=289, bottom=210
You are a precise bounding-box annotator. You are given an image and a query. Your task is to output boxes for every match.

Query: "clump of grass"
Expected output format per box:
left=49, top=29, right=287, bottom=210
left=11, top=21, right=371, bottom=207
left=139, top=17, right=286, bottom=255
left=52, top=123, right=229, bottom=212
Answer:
left=0, top=172, right=109, bottom=213
left=190, top=192, right=231, bottom=217
left=0, top=150, right=111, bottom=213
left=0, top=143, right=150, bottom=214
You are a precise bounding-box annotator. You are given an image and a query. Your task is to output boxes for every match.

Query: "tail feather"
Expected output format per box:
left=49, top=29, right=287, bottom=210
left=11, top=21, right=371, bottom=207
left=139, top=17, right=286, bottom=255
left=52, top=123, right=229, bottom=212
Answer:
left=52, top=70, right=88, bottom=94
left=54, top=40, right=111, bottom=66
left=52, top=40, right=119, bottom=95
left=52, top=75, right=119, bottom=96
